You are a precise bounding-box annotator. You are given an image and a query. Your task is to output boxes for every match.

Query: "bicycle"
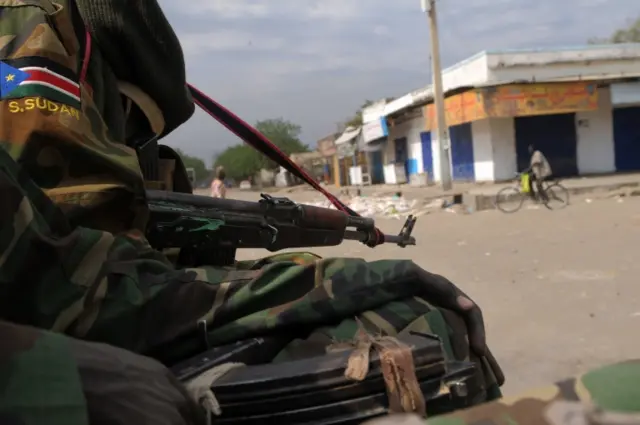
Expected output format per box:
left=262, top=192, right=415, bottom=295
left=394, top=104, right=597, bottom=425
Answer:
left=495, top=172, right=570, bottom=213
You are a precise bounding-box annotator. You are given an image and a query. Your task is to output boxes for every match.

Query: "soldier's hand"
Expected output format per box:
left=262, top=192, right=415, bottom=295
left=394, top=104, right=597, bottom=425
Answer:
left=414, top=267, right=486, bottom=356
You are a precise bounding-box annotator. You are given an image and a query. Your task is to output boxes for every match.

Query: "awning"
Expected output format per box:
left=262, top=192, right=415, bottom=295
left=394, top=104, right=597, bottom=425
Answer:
left=361, top=118, right=388, bottom=144
left=334, top=126, right=361, bottom=145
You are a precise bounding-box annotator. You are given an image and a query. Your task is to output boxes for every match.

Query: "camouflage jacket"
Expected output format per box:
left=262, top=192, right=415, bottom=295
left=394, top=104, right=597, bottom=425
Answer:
left=0, top=319, right=205, bottom=425
left=0, top=0, right=148, bottom=233
left=361, top=360, right=640, bottom=425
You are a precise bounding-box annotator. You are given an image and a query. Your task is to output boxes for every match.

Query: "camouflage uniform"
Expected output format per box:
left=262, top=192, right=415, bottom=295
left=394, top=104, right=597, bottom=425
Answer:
left=0, top=319, right=206, bottom=425
left=364, top=360, right=640, bottom=425
left=0, top=0, right=502, bottom=421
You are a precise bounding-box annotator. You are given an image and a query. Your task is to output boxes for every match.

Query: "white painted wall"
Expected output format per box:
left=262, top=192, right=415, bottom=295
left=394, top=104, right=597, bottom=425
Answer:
left=362, top=100, right=387, bottom=123
left=471, top=119, right=494, bottom=181
left=575, top=87, right=615, bottom=174
left=470, top=118, right=517, bottom=182
left=610, top=82, right=640, bottom=107
left=431, top=133, right=443, bottom=182
left=430, top=132, right=453, bottom=183
left=386, top=114, right=425, bottom=174
left=490, top=118, right=517, bottom=181
left=383, top=137, right=394, bottom=164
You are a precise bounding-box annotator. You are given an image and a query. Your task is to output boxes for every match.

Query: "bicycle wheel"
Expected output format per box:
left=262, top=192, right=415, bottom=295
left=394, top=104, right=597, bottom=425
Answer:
left=495, top=186, right=525, bottom=213
left=543, top=183, right=569, bottom=210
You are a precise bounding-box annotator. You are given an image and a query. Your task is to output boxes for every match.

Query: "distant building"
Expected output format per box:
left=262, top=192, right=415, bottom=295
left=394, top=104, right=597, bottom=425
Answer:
left=357, top=44, right=640, bottom=183
left=315, top=133, right=342, bottom=186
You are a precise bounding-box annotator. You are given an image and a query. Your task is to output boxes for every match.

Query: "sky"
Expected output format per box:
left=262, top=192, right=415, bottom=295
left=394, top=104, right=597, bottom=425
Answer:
left=157, top=0, right=639, bottom=166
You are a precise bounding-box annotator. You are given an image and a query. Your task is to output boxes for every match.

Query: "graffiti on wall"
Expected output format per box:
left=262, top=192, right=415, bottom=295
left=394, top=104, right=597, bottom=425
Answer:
left=482, top=82, right=598, bottom=117
left=424, top=82, right=599, bottom=131
left=424, top=90, right=487, bottom=130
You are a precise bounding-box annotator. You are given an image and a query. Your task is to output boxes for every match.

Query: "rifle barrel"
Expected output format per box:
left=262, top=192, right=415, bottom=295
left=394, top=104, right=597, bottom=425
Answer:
left=343, top=230, right=416, bottom=246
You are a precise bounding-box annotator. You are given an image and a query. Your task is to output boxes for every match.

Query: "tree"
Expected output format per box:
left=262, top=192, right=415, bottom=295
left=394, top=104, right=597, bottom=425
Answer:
left=589, top=16, right=640, bottom=44
left=255, top=118, right=308, bottom=157
left=213, top=145, right=262, bottom=181
left=213, top=118, right=309, bottom=181
left=174, top=148, right=209, bottom=182
left=344, top=100, right=375, bottom=128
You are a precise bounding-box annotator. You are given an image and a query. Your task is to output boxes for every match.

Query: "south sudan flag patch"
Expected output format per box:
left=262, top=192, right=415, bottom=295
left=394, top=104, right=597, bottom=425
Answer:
left=1, top=57, right=81, bottom=109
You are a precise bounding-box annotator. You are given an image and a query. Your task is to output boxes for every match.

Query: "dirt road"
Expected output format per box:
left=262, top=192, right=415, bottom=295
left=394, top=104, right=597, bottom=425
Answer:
left=233, top=193, right=640, bottom=396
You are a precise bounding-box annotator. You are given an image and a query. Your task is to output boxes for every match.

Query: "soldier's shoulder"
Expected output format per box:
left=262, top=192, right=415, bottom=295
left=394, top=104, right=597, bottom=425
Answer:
left=0, top=0, right=80, bottom=70
left=0, top=320, right=89, bottom=424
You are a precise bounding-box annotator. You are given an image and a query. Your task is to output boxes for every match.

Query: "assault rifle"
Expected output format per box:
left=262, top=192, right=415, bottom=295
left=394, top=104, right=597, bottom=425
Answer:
left=145, top=190, right=416, bottom=267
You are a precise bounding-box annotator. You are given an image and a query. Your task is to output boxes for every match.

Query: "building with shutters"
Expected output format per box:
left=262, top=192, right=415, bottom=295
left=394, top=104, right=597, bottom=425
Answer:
left=372, top=44, right=640, bottom=183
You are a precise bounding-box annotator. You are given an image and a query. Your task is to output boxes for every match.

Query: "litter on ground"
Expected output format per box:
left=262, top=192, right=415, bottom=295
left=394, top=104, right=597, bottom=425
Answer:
left=306, top=196, right=449, bottom=218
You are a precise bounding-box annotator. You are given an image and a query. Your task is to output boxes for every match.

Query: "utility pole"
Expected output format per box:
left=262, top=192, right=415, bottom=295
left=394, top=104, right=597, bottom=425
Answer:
left=421, top=0, right=452, bottom=190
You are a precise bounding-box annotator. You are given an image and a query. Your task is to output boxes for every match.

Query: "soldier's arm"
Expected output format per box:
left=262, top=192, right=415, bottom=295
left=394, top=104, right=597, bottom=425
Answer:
left=0, top=319, right=206, bottom=425
left=0, top=0, right=146, bottom=233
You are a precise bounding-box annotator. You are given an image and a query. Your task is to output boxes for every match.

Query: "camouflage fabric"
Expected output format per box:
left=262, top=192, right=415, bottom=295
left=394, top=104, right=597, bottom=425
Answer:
left=0, top=0, right=148, bottom=234
left=424, top=360, right=640, bottom=425
left=0, top=146, right=502, bottom=399
left=0, top=319, right=205, bottom=425
left=361, top=361, right=640, bottom=425
left=0, top=0, right=503, bottom=421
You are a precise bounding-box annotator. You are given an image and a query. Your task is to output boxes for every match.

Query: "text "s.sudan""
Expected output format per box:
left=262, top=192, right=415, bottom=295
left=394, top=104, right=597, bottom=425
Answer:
left=9, top=97, right=80, bottom=119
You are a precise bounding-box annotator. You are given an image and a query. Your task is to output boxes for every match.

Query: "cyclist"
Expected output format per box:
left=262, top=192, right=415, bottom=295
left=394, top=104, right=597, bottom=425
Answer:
left=526, top=144, right=552, bottom=201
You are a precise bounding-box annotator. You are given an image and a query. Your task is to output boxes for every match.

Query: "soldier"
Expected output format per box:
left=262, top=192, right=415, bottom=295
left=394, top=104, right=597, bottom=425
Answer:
left=0, top=0, right=502, bottom=422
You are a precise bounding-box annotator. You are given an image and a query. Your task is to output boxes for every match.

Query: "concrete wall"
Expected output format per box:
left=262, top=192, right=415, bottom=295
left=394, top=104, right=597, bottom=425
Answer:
left=610, top=82, right=640, bottom=106
left=465, top=87, right=618, bottom=182
left=470, top=118, right=517, bottom=182
left=471, top=86, right=616, bottom=182
left=470, top=119, right=493, bottom=181
left=394, top=45, right=640, bottom=114
left=576, top=87, right=615, bottom=174
left=485, top=45, right=640, bottom=84
left=417, top=101, right=618, bottom=184
left=431, top=132, right=445, bottom=183
left=441, top=53, right=489, bottom=92
left=490, top=118, right=518, bottom=181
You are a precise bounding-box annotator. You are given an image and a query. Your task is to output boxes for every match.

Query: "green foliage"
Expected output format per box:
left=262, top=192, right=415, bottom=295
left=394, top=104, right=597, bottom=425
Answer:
left=174, top=148, right=209, bottom=182
left=214, top=118, right=309, bottom=181
left=344, top=100, right=375, bottom=128
left=589, top=16, right=640, bottom=44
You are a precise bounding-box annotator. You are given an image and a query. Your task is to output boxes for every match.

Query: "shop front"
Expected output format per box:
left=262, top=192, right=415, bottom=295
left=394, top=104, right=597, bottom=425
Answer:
left=610, top=82, right=640, bottom=172
left=316, top=134, right=338, bottom=184
left=334, top=126, right=360, bottom=187
left=360, top=117, right=388, bottom=184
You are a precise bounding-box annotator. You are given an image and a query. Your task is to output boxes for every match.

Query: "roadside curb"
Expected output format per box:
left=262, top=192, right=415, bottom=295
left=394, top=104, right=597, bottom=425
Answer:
left=463, top=181, right=640, bottom=212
